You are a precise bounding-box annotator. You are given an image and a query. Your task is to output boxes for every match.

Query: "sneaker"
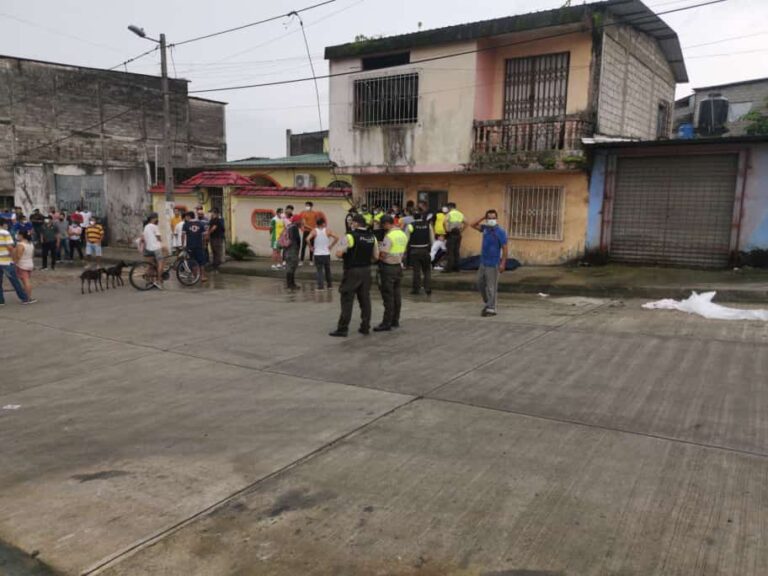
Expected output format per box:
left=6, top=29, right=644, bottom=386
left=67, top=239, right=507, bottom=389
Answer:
left=22, top=299, right=38, bottom=305
left=298, top=262, right=304, bottom=267
left=433, top=266, right=444, bottom=272
left=329, top=330, right=348, bottom=338
left=485, top=308, right=497, bottom=316
left=373, top=324, right=391, bottom=332
left=40, top=267, right=48, bottom=271
left=358, top=327, right=370, bottom=335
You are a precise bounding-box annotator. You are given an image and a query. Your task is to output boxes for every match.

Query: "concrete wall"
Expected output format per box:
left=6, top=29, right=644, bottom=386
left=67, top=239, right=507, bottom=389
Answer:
left=0, top=56, right=226, bottom=218
left=328, top=42, right=478, bottom=174
left=231, top=196, right=351, bottom=257
left=106, top=169, right=149, bottom=246
left=738, top=144, right=768, bottom=251
left=352, top=172, right=589, bottom=265
left=597, top=23, right=676, bottom=139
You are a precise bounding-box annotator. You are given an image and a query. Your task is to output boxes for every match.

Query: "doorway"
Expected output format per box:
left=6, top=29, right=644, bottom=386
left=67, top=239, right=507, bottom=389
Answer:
left=417, top=190, right=448, bottom=215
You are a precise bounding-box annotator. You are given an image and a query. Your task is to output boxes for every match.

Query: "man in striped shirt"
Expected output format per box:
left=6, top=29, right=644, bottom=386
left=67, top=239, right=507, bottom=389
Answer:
left=0, top=218, right=33, bottom=305
left=85, top=218, right=105, bottom=268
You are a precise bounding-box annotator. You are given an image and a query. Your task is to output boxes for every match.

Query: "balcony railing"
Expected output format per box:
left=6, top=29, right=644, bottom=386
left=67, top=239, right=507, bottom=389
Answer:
left=471, top=115, right=593, bottom=170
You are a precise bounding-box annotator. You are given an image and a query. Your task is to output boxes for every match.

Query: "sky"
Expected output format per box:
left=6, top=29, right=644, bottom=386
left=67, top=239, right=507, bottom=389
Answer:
left=1, top=0, right=766, bottom=160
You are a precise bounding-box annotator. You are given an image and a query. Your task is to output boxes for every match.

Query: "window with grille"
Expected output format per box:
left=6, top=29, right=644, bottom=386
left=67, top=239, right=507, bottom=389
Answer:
left=354, top=73, right=419, bottom=127
left=365, top=188, right=404, bottom=210
left=251, top=209, right=275, bottom=231
left=508, top=186, right=564, bottom=241
left=504, top=52, right=570, bottom=120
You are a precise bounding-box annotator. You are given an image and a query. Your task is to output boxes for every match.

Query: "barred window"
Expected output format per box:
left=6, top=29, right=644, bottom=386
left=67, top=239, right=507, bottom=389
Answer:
left=508, top=186, right=564, bottom=241
left=354, top=73, right=419, bottom=127
left=365, top=188, right=404, bottom=210
left=251, top=209, right=275, bottom=231
left=504, top=52, right=569, bottom=120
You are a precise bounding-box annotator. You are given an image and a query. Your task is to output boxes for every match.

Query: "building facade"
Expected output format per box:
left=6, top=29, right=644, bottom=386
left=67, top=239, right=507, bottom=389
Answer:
left=325, top=0, right=686, bottom=264
left=0, top=54, right=226, bottom=244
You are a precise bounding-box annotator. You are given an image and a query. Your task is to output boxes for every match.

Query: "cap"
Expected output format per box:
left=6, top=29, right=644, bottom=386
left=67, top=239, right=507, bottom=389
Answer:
left=351, top=214, right=366, bottom=226
left=380, top=214, right=394, bottom=226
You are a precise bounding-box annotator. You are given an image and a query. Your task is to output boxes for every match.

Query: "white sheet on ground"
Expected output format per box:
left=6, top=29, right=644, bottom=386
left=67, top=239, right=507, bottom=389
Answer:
left=643, top=291, right=768, bottom=321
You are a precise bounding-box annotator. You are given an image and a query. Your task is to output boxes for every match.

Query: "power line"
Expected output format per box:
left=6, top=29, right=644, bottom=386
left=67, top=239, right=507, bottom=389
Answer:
left=684, top=30, right=768, bottom=49
left=190, top=0, right=727, bottom=95
left=291, top=11, right=324, bottom=131
left=170, top=0, right=336, bottom=47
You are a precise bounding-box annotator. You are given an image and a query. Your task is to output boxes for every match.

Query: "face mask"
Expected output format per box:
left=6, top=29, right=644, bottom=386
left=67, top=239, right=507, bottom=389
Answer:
left=442, top=207, right=448, bottom=214
left=486, top=219, right=498, bottom=227
left=305, top=206, right=311, bottom=211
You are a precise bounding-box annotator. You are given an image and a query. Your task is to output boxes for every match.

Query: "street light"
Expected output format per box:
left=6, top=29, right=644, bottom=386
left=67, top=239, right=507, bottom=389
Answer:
left=128, top=24, right=173, bottom=203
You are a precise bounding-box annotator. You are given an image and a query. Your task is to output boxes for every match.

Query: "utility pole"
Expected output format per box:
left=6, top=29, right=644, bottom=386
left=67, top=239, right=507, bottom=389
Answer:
left=159, top=33, right=174, bottom=202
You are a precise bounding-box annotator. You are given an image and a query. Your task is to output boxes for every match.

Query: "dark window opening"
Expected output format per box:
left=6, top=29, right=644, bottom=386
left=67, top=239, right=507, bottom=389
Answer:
left=362, top=52, right=410, bottom=71
left=354, top=73, right=419, bottom=127
left=504, top=52, right=570, bottom=120
left=657, top=100, right=671, bottom=139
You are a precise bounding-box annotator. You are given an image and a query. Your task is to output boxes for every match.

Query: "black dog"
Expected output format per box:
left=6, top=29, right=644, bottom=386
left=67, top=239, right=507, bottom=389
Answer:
left=80, top=268, right=105, bottom=294
left=104, top=261, right=127, bottom=289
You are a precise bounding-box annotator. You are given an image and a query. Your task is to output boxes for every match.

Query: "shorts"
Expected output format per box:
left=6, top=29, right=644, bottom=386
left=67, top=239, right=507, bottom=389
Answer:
left=189, top=247, right=206, bottom=266
left=86, top=243, right=102, bottom=256
left=16, top=268, right=31, bottom=283
left=143, top=249, right=164, bottom=260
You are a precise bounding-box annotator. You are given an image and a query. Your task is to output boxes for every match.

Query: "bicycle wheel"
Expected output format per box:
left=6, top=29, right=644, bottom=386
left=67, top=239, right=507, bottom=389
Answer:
left=175, top=258, right=201, bottom=286
left=129, top=261, right=157, bottom=291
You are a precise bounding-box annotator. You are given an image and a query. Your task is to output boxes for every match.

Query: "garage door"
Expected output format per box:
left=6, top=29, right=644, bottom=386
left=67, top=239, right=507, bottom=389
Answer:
left=610, top=155, right=738, bottom=267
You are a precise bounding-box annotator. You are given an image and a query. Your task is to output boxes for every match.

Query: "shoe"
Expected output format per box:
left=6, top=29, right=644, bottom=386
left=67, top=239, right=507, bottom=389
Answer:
left=270, top=264, right=278, bottom=270
left=358, top=327, right=370, bottom=335
left=485, top=308, right=497, bottom=316
left=152, top=282, right=163, bottom=290
left=298, top=262, right=304, bottom=267
left=40, top=267, right=48, bottom=271
left=410, top=290, right=420, bottom=295
left=22, top=299, right=37, bottom=305
left=391, top=322, right=400, bottom=329
left=329, top=330, right=348, bottom=337
left=433, top=266, right=444, bottom=271
left=373, top=324, right=391, bottom=332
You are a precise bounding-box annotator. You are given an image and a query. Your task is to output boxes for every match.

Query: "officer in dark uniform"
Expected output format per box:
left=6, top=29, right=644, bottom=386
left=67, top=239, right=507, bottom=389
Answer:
left=329, top=214, right=379, bottom=337
left=407, top=211, right=434, bottom=295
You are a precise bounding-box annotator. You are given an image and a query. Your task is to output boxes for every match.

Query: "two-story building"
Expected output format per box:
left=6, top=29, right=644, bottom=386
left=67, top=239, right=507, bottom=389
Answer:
left=325, top=0, right=687, bottom=264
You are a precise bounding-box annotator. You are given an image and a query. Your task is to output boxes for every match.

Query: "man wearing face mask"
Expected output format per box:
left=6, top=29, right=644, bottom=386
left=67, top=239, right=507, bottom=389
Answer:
left=444, top=202, right=465, bottom=273
left=471, top=209, right=508, bottom=317
left=300, top=201, right=325, bottom=265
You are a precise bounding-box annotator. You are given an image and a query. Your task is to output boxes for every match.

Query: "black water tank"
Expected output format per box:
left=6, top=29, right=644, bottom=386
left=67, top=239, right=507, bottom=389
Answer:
left=698, top=93, right=729, bottom=136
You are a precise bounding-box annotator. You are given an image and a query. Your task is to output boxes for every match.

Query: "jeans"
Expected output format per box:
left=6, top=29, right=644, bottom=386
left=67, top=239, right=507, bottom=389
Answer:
left=410, top=247, right=431, bottom=293
left=337, top=267, right=372, bottom=332
left=69, top=239, right=84, bottom=260
left=378, top=263, right=403, bottom=327
left=301, top=229, right=314, bottom=262
left=284, top=248, right=299, bottom=287
left=210, top=237, right=224, bottom=270
left=314, top=255, right=332, bottom=289
left=0, top=264, right=29, bottom=303
left=478, top=264, right=500, bottom=311
left=58, top=237, right=70, bottom=260
left=42, top=242, right=57, bottom=269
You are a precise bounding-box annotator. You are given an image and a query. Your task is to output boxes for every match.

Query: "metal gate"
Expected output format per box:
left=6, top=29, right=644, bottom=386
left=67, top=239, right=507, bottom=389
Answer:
left=54, top=175, right=105, bottom=216
left=609, top=155, right=738, bottom=267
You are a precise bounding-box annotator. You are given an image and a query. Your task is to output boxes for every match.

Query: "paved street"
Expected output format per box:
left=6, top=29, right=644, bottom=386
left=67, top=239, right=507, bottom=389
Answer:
left=2, top=268, right=768, bottom=575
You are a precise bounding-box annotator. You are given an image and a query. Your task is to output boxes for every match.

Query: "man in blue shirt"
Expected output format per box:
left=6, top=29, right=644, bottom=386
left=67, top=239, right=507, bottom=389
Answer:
left=181, top=211, right=208, bottom=282
left=471, top=209, right=508, bottom=317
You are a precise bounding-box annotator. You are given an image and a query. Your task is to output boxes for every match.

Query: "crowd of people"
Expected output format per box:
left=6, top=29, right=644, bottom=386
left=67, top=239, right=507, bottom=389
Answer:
left=268, top=199, right=509, bottom=336
left=0, top=205, right=107, bottom=305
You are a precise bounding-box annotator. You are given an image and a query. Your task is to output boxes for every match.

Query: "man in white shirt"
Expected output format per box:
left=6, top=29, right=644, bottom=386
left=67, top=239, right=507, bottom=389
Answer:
left=142, top=212, right=164, bottom=289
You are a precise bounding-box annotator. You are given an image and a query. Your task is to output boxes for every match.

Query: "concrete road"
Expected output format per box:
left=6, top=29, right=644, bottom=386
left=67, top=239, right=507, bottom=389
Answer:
left=1, top=268, right=767, bottom=575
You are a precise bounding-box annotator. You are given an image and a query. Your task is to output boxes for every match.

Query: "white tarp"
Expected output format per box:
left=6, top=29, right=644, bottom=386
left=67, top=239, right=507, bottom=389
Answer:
left=643, top=291, right=768, bottom=321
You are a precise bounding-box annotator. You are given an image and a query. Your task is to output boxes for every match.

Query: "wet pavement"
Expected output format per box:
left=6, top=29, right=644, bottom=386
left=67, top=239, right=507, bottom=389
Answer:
left=2, top=268, right=768, bottom=575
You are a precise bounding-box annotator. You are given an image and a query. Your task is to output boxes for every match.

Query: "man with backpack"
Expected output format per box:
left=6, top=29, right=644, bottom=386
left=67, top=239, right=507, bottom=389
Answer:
left=471, top=209, right=508, bottom=317
left=279, top=205, right=302, bottom=290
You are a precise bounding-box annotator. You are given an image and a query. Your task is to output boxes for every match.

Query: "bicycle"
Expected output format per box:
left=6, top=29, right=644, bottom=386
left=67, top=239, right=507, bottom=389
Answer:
left=129, top=248, right=201, bottom=291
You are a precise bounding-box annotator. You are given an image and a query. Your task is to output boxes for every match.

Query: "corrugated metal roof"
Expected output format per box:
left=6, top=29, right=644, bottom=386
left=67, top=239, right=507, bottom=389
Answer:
left=232, top=187, right=351, bottom=198
left=220, top=153, right=332, bottom=168
left=324, top=0, right=687, bottom=83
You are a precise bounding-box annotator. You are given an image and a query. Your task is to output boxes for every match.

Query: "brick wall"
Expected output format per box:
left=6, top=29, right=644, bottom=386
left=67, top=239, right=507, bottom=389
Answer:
left=597, top=23, right=676, bottom=139
left=0, top=56, right=227, bottom=197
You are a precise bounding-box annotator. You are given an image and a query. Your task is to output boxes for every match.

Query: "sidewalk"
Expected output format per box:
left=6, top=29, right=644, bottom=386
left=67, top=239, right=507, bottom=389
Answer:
left=102, top=246, right=768, bottom=302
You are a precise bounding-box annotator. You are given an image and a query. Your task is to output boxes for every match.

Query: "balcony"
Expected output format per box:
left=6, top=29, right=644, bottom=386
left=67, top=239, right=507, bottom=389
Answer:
left=471, top=115, right=593, bottom=171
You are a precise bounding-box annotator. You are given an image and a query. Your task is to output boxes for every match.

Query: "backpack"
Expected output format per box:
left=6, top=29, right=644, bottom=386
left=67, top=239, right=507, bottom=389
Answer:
left=278, top=224, right=293, bottom=248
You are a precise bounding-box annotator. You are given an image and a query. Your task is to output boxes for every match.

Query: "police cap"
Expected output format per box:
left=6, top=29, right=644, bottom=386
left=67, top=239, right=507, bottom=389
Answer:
left=380, top=214, right=394, bottom=226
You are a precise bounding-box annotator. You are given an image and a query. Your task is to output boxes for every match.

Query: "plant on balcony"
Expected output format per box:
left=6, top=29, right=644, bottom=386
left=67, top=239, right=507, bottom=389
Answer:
left=537, top=152, right=557, bottom=170
left=562, top=155, right=587, bottom=169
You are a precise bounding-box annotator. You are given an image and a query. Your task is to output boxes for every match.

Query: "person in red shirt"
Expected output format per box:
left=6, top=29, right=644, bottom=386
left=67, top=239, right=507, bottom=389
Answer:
left=299, top=201, right=326, bottom=265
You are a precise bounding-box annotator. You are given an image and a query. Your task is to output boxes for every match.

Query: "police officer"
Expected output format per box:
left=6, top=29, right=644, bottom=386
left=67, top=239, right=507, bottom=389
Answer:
left=375, top=214, right=408, bottom=331
left=407, top=211, right=434, bottom=295
left=445, top=202, right=466, bottom=273
left=329, top=214, right=379, bottom=337
left=360, top=205, right=373, bottom=229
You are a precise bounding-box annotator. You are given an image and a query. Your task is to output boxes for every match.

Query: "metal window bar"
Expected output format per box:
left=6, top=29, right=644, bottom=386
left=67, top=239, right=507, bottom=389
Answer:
left=508, top=186, right=564, bottom=241
left=364, top=188, right=405, bottom=211
left=504, top=53, right=569, bottom=121
left=354, top=73, right=419, bottom=127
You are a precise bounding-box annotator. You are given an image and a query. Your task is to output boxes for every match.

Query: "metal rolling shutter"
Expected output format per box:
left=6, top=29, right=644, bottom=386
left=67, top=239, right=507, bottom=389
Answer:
left=610, top=155, right=738, bottom=267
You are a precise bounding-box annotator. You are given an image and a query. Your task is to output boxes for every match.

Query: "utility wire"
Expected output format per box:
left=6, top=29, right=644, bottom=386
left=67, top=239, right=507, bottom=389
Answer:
left=170, top=0, right=336, bottom=47
left=190, top=0, right=727, bottom=94
left=291, top=11, right=324, bottom=131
